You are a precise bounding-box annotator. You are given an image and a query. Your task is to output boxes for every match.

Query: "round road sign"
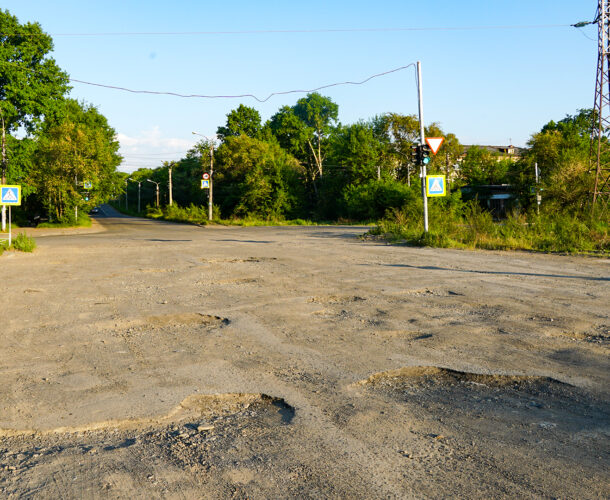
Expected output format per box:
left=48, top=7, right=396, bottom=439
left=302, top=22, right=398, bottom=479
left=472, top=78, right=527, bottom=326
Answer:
left=202, top=173, right=210, bottom=180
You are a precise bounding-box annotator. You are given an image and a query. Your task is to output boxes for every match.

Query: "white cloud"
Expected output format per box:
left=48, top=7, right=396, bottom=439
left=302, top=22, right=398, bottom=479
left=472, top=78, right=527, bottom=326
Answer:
left=117, top=127, right=197, bottom=173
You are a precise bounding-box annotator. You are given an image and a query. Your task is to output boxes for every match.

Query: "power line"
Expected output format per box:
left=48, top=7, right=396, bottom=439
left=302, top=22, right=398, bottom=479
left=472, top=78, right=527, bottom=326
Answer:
left=71, top=64, right=416, bottom=103
left=0, top=24, right=572, bottom=38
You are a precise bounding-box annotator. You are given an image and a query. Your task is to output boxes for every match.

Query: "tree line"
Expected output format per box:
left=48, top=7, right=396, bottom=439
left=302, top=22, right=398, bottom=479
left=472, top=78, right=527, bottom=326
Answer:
left=0, top=8, right=599, bottom=228
left=127, top=101, right=596, bottom=222
left=1, top=9, right=122, bottom=226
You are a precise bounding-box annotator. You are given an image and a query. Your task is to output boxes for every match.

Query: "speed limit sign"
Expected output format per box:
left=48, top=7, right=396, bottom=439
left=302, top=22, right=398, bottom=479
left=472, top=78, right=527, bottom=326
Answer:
left=202, top=172, right=210, bottom=180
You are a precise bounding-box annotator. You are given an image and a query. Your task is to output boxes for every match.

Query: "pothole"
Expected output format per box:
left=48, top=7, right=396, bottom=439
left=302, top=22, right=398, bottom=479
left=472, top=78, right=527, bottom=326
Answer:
left=372, top=330, right=432, bottom=340
left=394, top=289, right=462, bottom=297
left=146, top=313, right=230, bottom=328
left=0, top=394, right=296, bottom=497
left=357, top=366, right=609, bottom=438
left=308, top=295, right=366, bottom=304
left=358, top=366, right=567, bottom=389
left=0, top=393, right=293, bottom=438
left=201, top=257, right=277, bottom=264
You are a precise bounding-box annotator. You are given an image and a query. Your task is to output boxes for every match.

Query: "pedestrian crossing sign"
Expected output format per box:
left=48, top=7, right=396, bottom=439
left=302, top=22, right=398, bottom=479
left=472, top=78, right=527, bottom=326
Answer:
left=426, top=175, right=446, bottom=197
left=201, top=179, right=210, bottom=189
left=0, top=185, right=21, bottom=205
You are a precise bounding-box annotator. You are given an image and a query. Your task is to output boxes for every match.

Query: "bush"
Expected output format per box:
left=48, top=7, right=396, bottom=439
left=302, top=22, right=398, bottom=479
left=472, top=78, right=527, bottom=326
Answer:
left=12, top=233, right=36, bottom=252
left=343, top=179, right=418, bottom=221
left=370, top=193, right=609, bottom=254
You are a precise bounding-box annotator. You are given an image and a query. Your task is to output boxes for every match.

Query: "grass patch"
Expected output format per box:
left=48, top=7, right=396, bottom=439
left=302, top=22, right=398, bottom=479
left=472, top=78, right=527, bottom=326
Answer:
left=371, top=201, right=609, bottom=255
left=37, top=211, right=92, bottom=228
left=0, top=233, right=37, bottom=255
left=12, top=233, right=36, bottom=252
left=111, top=202, right=371, bottom=227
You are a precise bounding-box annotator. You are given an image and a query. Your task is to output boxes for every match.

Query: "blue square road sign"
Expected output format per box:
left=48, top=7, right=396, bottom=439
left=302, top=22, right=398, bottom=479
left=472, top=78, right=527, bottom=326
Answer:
left=426, top=175, right=446, bottom=197
left=0, top=185, right=21, bottom=205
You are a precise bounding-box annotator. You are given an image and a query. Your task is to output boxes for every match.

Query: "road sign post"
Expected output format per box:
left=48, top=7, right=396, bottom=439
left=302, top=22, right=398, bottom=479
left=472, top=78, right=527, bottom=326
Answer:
left=1, top=185, right=22, bottom=246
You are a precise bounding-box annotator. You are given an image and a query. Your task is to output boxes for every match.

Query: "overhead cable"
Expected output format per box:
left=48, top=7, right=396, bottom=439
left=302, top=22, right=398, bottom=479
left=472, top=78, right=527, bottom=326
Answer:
left=70, top=64, right=416, bottom=103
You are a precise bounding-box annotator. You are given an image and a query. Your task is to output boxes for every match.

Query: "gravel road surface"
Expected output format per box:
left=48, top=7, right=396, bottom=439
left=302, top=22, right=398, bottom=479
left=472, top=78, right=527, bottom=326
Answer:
left=0, top=205, right=608, bottom=498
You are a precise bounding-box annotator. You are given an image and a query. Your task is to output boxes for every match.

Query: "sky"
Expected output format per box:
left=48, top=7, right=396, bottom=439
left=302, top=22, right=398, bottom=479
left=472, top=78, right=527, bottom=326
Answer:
left=2, top=0, right=598, bottom=173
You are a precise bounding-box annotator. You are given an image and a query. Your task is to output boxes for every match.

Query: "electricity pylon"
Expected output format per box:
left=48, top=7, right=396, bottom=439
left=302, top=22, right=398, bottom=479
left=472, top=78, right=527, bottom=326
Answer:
left=592, top=0, right=610, bottom=205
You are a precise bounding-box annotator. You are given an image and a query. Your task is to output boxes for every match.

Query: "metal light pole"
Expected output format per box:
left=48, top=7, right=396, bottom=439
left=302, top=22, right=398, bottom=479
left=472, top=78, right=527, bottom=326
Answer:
left=128, top=178, right=141, bottom=213
left=125, top=177, right=131, bottom=211
left=192, top=132, right=216, bottom=221
left=168, top=164, right=173, bottom=206
left=416, top=61, right=429, bottom=233
left=147, top=179, right=160, bottom=207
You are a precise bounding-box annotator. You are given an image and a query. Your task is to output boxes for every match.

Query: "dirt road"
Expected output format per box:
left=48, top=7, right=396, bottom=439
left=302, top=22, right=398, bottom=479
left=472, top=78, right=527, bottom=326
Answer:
left=1, top=206, right=608, bottom=498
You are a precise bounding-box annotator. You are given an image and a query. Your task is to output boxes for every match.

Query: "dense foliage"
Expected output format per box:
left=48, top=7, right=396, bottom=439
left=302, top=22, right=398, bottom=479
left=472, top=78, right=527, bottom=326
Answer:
left=0, top=9, right=122, bottom=225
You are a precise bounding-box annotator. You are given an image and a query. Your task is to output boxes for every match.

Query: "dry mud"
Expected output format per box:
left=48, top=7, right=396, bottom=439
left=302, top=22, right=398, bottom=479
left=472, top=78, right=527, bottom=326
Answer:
left=0, top=208, right=608, bottom=498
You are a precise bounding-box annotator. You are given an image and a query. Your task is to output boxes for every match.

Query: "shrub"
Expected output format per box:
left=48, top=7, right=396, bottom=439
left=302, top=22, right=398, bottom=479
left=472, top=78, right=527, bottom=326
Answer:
left=12, top=233, right=36, bottom=252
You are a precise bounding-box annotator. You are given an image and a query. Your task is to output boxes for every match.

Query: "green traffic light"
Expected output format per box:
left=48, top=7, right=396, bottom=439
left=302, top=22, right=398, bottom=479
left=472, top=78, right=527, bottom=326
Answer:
left=423, top=157, right=430, bottom=165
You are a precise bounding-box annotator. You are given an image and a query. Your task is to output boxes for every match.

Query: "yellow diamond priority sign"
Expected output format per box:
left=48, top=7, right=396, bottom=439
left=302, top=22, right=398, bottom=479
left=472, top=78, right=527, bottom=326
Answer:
left=0, top=185, right=21, bottom=205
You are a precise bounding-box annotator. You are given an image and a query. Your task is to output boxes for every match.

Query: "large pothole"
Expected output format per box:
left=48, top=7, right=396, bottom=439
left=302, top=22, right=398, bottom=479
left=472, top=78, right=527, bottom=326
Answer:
left=358, top=366, right=609, bottom=439
left=0, top=394, right=296, bottom=497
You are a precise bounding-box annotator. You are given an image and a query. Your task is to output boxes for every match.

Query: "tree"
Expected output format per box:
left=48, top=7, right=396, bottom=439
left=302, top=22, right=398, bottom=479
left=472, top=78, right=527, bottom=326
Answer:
left=525, top=109, right=594, bottom=212
left=328, top=122, right=385, bottom=185
left=293, top=92, right=339, bottom=179
left=267, top=105, right=311, bottom=161
left=374, top=113, right=420, bottom=184
left=0, top=9, right=70, bottom=226
left=215, top=135, right=304, bottom=219
left=216, top=104, right=262, bottom=141
left=30, top=99, right=122, bottom=221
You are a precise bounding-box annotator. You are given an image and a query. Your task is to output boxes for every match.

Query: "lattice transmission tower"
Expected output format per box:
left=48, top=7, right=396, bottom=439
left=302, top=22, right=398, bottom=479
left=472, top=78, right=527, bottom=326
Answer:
left=592, top=0, right=610, bottom=205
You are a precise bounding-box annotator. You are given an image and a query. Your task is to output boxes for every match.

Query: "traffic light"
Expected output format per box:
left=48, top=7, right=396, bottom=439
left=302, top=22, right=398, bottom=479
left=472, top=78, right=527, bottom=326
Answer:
left=421, top=144, right=431, bottom=165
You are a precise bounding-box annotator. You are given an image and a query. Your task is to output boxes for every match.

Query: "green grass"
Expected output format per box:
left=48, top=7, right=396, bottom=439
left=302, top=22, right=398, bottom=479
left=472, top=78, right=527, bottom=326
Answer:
left=370, top=203, right=609, bottom=255
left=111, top=201, right=373, bottom=227
left=12, top=233, right=36, bottom=252
left=37, top=211, right=92, bottom=228
left=0, top=233, right=37, bottom=255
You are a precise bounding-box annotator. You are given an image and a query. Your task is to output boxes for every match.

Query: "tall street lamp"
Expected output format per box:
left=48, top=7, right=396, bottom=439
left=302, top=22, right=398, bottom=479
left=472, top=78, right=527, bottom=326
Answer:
left=125, top=177, right=130, bottom=210
left=128, top=178, right=142, bottom=213
left=192, top=132, right=217, bottom=221
left=147, top=179, right=160, bottom=208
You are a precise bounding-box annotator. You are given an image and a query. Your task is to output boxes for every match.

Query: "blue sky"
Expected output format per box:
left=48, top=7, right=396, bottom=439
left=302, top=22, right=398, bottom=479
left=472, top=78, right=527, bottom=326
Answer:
left=2, top=1, right=597, bottom=172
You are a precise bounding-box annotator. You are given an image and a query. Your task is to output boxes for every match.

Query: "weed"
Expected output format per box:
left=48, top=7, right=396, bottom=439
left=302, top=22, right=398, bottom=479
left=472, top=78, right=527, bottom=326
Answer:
left=11, top=233, right=36, bottom=252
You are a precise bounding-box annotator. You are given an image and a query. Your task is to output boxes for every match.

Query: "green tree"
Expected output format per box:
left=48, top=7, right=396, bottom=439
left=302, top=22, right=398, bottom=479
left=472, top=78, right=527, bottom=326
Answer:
left=0, top=10, right=69, bottom=181
left=293, top=92, right=339, bottom=180
left=328, top=121, right=385, bottom=184
left=525, top=110, right=593, bottom=212
left=0, top=9, right=69, bottom=227
left=216, top=104, right=262, bottom=141
left=375, top=113, right=420, bottom=184
left=215, top=135, right=304, bottom=219
left=458, top=146, right=511, bottom=185
left=30, top=99, right=122, bottom=221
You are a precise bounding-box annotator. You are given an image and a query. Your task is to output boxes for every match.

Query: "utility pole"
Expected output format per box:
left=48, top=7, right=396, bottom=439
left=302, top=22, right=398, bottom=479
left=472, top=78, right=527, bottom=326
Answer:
left=416, top=61, right=429, bottom=232
left=75, top=175, right=78, bottom=222
left=192, top=132, right=216, bottom=221
left=168, top=163, right=173, bottom=206
left=208, top=145, right=214, bottom=221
